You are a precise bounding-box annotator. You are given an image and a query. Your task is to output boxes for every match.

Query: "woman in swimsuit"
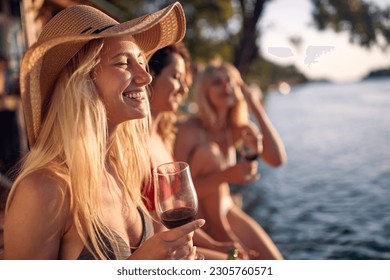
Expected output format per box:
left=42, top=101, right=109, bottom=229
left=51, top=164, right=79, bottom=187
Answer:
left=174, top=60, right=287, bottom=259
left=143, top=43, right=191, bottom=217
left=3, top=3, right=204, bottom=260
left=145, top=43, right=241, bottom=259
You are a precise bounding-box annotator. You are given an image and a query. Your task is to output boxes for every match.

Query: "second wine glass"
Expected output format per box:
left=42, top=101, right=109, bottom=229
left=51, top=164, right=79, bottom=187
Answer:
left=240, top=130, right=262, bottom=161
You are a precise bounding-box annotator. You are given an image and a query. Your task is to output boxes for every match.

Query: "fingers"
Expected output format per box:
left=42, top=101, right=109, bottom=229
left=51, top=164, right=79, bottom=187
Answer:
left=250, top=161, right=258, bottom=173
left=165, top=219, right=204, bottom=260
left=248, top=250, right=262, bottom=260
left=181, top=245, right=197, bottom=260
left=169, top=239, right=194, bottom=260
left=241, top=161, right=260, bottom=182
left=162, top=219, right=205, bottom=242
left=132, top=219, right=205, bottom=260
left=240, top=83, right=248, bottom=95
left=241, top=161, right=258, bottom=174
left=243, top=173, right=260, bottom=182
left=241, top=129, right=263, bottom=156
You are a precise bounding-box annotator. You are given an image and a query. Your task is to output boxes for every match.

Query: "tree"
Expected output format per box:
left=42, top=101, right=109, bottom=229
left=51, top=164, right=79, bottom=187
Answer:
left=311, top=0, right=390, bottom=50
left=107, top=0, right=390, bottom=84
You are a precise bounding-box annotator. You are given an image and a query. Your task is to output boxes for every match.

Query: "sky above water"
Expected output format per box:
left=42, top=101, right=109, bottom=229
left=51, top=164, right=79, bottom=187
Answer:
left=259, top=0, right=390, bottom=83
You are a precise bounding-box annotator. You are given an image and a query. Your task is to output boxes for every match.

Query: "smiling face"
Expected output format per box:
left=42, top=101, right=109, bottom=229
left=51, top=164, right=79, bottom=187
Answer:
left=150, top=52, right=188, bottom=114
left=93, top=36, right=152, bottom=128
left=206, top=68, right=236, bottom=111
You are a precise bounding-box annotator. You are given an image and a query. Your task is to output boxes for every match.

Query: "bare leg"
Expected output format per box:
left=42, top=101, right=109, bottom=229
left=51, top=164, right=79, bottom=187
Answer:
left=189, top=143, right=283, bottom=260
left=226, top=205, right=284, bottom=260
left=189, top=143, right=237, bottom=242
left=188, top=143, right=282, bottom=259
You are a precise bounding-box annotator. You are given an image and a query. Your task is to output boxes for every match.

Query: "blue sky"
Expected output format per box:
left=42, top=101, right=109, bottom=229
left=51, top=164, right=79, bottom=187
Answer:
left=259, top=0, right=390, bottom=83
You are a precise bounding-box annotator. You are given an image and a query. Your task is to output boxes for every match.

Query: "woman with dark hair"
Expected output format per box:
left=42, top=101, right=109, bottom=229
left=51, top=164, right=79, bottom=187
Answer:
left=145, top=43, right=242, bottom=259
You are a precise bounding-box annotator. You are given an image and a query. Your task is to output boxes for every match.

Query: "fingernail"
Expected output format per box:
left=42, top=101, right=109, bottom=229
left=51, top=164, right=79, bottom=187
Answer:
left=198, top=219, right=206, bottom=227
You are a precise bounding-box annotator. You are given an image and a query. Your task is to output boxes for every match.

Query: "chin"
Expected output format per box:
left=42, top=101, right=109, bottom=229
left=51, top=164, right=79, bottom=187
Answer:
left=134, top=113, right=148, bottom=120
left=226, top=97, right=235, bottom=105
left=128, top=110, right=149, bottom=120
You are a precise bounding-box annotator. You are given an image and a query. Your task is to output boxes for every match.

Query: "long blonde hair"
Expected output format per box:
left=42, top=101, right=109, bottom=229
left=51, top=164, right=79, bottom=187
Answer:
left=7, top=39, right=151, bottom=259
left=194, top=60, right=249, bottom=129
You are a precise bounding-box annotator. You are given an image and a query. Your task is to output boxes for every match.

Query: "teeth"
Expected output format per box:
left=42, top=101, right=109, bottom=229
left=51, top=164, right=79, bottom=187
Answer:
left=124, top=92, right=142, bottom=99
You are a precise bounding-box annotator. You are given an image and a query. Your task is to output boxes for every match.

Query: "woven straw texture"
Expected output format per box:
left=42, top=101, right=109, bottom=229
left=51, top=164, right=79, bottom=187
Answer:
left=20, top=2, right=186, bottom=146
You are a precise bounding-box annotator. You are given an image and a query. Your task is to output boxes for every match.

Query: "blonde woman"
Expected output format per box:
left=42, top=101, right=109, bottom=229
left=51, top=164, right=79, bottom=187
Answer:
left=174, top=60, right=287, bottom=259
left=4, top=3, right=204, bottom=260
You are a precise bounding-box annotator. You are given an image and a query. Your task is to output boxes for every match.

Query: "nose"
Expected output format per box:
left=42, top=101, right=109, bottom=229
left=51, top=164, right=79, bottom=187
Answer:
left=179, top=79, right=189, bottom=95
left=133, top=64, right=152, bottom=86
left=223, top=81, right=232, bottom=91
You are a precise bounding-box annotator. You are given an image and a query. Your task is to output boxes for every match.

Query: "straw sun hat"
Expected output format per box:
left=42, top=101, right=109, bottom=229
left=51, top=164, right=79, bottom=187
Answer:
left=20, top=2, right=186, bottom=147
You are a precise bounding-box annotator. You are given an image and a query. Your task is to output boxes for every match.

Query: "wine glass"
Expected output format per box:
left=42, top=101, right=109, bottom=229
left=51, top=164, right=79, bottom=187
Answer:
left=240, top=130, right=262, bottom=161
left=153, top=161, right=203, bottom=259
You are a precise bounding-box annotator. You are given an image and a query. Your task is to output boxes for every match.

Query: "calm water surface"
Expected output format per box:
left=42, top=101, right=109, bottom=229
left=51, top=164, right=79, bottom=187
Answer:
left=239, top=78, right=390, bottom=260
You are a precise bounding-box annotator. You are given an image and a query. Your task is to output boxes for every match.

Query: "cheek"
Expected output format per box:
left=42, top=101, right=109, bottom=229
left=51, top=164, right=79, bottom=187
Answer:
left=94, top=79, right=111, bottom=103
left=93, top=69, right=108, bottom=93
left=210, top=96, right=219, bottom=106
left=207, top=88, right=218, bottom=100
left=152, top=78, right=172, bottom=97
left=94, top=70, right=129, bottom=97
left=157, top=76, right=174, bottom=92
left=208, top=86, right=220, bottom=96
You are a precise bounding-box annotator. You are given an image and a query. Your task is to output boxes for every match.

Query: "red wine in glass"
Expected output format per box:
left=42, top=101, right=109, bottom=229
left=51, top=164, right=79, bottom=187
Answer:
left=154, top=161, right=199, bottom=228
left=153, top=162, right=204, bottom=260
left=154, top=162, right=203, bottom=259
left=161, top=206, right=197, bottom=229
left=240, top=130, right=261, bottom=161
left=244, top=153, right=258, bottom=161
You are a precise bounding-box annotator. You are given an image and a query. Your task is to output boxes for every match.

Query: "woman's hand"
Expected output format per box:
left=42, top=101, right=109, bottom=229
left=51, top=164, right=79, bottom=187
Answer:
left=129, top=219, right=205, bottom=260
left=209, top=240, right=251, bottom=260
left=240, top=129, right=263, bottom=159
left=240, top=83, right=263, bottom=107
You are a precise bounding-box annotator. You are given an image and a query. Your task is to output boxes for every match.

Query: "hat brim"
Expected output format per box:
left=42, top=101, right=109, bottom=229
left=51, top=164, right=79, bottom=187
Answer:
left=21, top=2, right=186, bottom=147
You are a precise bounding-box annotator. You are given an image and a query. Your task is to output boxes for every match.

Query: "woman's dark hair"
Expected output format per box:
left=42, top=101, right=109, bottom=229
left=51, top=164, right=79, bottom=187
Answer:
left=148, top=42, right=192, bottom=86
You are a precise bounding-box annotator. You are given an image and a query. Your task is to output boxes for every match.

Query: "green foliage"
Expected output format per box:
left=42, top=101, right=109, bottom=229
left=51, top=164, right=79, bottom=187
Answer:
left=311, top=0, right=390, bottom=49
left=103, top=0, right=390, bottom=88
left=109, top=0, right=237, bottom=63
left=246, top=57, right=308, bottom=91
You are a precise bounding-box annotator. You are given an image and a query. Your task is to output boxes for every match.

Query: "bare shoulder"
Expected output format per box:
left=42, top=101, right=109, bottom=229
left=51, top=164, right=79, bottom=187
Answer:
left=14, top=170, right=68, bottom=203
left=7, top=169, right=70, bottom=220
left=175, top=117, right=204, bottom=161
left=177, top=116, right=203, bottom=135
left=4, top=169, right=70, bottom=259
left=176, top=117, right=204, bottom=145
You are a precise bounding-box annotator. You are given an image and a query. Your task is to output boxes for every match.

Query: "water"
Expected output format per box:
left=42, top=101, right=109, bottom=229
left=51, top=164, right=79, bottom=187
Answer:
left=238, top=78, right=390, bottom=260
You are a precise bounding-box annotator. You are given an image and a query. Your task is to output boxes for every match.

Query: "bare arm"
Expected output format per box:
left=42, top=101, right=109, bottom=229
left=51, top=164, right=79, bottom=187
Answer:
left=241, top=83, right=287, bottom=167
left=4, top=171, right=69, bottom=259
